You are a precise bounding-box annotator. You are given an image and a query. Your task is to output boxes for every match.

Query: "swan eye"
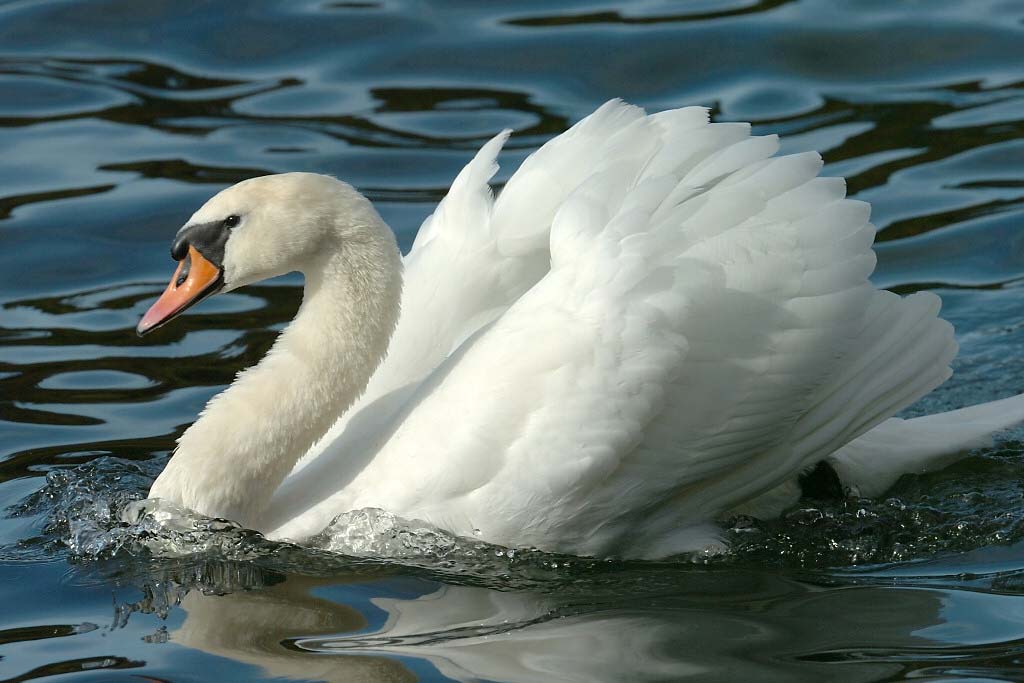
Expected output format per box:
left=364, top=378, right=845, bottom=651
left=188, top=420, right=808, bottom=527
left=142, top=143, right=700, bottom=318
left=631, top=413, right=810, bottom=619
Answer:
left=223, top=215, right=241, bottom=229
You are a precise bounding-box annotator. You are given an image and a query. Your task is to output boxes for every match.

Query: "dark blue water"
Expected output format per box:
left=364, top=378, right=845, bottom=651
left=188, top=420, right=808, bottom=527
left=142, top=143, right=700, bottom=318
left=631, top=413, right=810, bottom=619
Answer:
left=3, top=1, right=1024, bottom=681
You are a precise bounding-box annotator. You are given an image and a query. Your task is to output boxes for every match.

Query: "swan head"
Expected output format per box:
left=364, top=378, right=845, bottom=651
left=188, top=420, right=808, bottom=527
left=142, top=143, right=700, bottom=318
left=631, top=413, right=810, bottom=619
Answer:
left=137, top=173, right=381, bottom=335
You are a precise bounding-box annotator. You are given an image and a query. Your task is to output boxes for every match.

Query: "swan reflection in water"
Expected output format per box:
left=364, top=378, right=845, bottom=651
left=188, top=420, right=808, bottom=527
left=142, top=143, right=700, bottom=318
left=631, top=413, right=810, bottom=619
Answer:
left=168, top=569, right=958, bottom=683
left=174, top=576, right=696, bottom=682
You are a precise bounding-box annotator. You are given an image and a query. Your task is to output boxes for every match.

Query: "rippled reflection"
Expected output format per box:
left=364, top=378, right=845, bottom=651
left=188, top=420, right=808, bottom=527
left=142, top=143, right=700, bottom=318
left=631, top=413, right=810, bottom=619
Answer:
left=174, top=578, right=695, bottom=683
left=146, top=563, right=1024, bottom=683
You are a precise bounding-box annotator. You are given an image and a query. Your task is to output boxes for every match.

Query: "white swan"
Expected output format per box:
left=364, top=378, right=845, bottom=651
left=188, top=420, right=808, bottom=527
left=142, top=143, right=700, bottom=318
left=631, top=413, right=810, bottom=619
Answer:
left=138, top=100, right=1024, bottom=559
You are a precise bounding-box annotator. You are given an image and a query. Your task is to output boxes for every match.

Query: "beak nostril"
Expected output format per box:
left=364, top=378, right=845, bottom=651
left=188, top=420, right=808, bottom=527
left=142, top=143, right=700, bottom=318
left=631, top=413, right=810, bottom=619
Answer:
left=174, top=252, right=193, bottom=288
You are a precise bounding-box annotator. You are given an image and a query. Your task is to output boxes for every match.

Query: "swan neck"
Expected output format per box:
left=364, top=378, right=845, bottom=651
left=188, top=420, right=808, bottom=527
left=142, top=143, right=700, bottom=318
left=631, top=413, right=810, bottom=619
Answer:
left=150, top=208, right=402, bottom=528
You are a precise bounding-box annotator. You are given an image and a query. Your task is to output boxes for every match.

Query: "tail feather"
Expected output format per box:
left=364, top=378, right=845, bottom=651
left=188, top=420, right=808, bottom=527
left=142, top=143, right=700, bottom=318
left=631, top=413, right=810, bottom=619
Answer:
left=829, top=393, right=1024, bottom=497
left=782, top=291, right=957, bottom=466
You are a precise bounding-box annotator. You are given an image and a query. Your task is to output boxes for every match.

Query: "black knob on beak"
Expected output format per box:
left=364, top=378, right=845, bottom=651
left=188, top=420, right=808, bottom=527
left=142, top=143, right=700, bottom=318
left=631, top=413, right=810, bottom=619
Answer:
left=171, top=235, right=189, bottom=261
left=170, top=221, right=228, bottom=269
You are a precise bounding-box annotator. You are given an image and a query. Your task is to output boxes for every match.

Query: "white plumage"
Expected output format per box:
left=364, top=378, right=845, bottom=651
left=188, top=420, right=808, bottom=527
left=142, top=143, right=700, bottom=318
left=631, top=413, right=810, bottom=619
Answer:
left=144, top=100, right=1024, bottom=559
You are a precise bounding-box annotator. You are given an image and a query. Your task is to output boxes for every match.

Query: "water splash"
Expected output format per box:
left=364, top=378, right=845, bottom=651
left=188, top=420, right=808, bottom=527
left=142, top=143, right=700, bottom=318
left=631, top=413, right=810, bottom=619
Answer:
left=310, top=507, right=474, bottom=558
left=10, top=456, right=155, bottom=557
left=8, top=457, right=271, bottom=561
left=723, top=447, right=1024, bottom=568
left=9, top=448, right=1024, bottom=578
left=307, top=507, right=602, bottom=586
left=6, top=457, right=588, bottom=592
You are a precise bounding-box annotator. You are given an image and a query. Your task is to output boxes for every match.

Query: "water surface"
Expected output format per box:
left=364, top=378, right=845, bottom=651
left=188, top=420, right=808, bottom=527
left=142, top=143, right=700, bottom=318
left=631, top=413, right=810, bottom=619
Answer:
left=3, top=1, right=1024, bottom=681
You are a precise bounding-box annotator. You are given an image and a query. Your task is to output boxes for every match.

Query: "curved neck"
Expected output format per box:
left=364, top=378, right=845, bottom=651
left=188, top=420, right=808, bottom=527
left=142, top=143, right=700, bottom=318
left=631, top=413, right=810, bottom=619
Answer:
left=149, top=215, right=402, bottom=528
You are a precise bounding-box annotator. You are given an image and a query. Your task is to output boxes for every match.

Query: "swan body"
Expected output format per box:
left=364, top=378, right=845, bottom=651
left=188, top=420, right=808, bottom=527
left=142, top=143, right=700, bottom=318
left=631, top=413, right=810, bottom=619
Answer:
left=142, top=101, right=1024, bottom=559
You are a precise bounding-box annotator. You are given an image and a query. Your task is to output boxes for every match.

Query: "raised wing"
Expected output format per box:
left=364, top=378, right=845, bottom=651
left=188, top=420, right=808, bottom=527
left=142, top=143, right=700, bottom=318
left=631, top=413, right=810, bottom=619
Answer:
left=269, top=104, right=956, bottom=558
left=363, top=100, right=655, bottom=403
left=271, top=101, right=659, bottom=510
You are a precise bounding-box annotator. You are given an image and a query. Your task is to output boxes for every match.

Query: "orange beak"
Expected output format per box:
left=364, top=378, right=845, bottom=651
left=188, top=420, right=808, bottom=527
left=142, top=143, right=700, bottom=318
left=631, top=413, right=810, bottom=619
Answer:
left=137, top=245, right=224, bottom=336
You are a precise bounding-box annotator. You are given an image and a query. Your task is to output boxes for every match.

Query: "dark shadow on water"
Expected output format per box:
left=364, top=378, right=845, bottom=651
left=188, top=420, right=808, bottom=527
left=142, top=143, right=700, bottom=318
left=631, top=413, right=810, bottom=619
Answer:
left=504, top=0, right=795, bottom=27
